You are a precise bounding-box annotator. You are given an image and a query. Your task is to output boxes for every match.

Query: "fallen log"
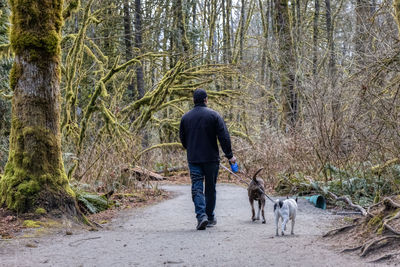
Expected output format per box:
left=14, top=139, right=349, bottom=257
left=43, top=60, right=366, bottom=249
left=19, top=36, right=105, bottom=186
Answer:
left=155, top=166, right=187, bottom=174
left=128, top=166, right=166, bottom=181
left=327, top=192, right=368, bottom=217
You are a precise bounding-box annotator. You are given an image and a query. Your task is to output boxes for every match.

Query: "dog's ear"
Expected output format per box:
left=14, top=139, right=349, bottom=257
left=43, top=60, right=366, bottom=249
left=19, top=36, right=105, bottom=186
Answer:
left=279, top=200, right=283, bottom=208
left=295, top=197, right=298, bottom=203
left=274, top=203, right=277, bottom=211
left=252, top=168, right=264, bottom=181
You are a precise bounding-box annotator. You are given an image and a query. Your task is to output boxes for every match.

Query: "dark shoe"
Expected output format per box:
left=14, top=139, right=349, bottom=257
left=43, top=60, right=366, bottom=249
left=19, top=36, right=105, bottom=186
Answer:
left=207, top=218, right=217, bottom=227
left=196, top=218, right=208, bottom=230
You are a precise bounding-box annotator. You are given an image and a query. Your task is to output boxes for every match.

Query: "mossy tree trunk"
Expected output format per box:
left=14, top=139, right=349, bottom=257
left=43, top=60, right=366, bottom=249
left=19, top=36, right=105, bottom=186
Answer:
left=0, top=0, right=77, bottom=214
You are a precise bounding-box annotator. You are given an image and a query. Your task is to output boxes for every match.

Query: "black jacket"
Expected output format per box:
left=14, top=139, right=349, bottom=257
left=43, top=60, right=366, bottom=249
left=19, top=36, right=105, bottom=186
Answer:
left=179, top=103, right=233, bottom=163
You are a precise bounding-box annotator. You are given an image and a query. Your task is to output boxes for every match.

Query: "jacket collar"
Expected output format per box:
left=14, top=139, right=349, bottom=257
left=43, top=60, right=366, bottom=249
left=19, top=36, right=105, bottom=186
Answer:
left=194, top=103, right=207, bottom=107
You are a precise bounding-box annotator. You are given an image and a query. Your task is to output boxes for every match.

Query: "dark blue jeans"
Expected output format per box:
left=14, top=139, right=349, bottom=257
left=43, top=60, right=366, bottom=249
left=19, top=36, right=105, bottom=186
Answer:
left=188, top=162, right=219, bottom=222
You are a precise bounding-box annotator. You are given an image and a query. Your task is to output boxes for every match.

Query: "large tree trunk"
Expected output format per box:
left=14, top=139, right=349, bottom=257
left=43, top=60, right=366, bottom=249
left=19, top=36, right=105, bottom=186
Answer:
left=0, top=0, right=76, bottom=214
left=275, top=0, right=297, bottom=130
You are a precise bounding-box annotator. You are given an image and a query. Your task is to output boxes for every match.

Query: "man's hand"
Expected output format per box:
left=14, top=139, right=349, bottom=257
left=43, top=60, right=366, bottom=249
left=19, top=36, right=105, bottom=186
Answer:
left=229, top=155, right=236, bottom=164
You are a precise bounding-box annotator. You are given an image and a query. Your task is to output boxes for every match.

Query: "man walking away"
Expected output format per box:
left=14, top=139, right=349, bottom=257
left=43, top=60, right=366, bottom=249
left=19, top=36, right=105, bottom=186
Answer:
left=179, top=89, right=236, bottom=230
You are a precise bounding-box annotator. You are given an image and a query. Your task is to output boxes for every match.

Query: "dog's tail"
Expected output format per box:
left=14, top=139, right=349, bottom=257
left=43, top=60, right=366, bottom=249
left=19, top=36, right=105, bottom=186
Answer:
left=252, top=168, right=264, bottom=181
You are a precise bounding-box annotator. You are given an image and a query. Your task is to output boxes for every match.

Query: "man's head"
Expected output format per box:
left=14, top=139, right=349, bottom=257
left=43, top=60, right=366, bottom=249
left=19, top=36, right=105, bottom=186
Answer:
left=193, top=89, right=208, bottom=104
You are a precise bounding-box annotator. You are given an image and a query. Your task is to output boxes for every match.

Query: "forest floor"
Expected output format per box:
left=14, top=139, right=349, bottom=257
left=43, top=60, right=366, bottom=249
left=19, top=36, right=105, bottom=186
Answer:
left=0, top=183, right=396, bottom=266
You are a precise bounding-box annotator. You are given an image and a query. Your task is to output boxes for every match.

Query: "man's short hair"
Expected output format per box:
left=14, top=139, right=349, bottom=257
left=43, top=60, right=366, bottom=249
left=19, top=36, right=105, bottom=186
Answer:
left=193, top=89, right=208, bottom=104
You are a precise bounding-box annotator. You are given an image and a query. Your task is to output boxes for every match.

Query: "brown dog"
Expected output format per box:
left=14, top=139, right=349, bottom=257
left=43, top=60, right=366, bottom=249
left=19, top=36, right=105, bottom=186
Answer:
left=247, top=168, right=266, bottom=223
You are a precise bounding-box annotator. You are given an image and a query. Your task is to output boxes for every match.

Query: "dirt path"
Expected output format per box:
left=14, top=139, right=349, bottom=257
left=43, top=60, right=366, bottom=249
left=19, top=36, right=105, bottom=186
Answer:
left=0, top=184, right=384, bottom=266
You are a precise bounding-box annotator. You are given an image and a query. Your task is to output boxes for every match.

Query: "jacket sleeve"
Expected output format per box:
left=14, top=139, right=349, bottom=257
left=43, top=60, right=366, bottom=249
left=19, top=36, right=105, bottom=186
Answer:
left=179, top=117, right=187, bottom=149
left=216, top=114, right=233, bottom=159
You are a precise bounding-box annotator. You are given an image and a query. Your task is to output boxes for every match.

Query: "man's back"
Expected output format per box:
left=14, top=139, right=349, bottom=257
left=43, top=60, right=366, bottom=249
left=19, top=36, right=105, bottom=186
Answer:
left=180, top=103, right=232, bottom=163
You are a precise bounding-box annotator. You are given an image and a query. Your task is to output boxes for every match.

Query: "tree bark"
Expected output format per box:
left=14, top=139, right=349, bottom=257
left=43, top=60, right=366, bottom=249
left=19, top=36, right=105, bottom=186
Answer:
left=0, top=0, right=76, bottom=213
left=355, top=0, right=372, bottom=64
left=123, top=0, right=133, bottom=61
left=239, top=0, right=246, bottom=62
left=275, top=0, right=297, bottom=130
left=123, top=0, right=135, bottom=99
left=206, top=0, right=217, bottom=61
left=325, top=0, right=341, bottom=153
left=394, top=0, right=400, bottom=38
left=259, top=0, right=269, bottom=85
left=135, top=0, right=144, bottom=99
left=223, top=0, right=232, bottom=64
left=313, top=0, right=320, bottom=77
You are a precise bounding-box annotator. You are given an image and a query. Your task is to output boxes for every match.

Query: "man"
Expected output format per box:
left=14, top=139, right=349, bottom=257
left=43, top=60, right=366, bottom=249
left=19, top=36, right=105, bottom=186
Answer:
left=179, top=89, right=236, bottom=230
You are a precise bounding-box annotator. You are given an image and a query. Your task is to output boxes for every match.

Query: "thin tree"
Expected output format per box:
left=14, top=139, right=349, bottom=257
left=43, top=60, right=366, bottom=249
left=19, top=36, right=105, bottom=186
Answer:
left=355, top=0, right=372, bottom=64
left=313, top=0, right=320, bottom=78
left=135, top=0, right=145, bottom=99
left=123, top=0, right=135, bottom=98
left=325, top=0, right=341, bottom=153
left=395, top=0, right=400, bottom=34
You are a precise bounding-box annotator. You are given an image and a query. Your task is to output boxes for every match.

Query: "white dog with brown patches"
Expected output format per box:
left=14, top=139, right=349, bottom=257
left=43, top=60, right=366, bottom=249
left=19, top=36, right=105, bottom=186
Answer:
left=274, top=198, right=298, bottom=236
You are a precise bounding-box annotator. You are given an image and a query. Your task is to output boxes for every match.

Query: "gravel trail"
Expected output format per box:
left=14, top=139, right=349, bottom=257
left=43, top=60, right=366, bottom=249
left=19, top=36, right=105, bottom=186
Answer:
left=0, top=184, right=381, bottom=266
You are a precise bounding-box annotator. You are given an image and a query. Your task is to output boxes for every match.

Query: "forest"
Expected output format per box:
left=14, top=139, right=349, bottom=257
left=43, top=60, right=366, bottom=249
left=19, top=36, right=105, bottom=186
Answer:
left=0, top=0, right=400, bottom=264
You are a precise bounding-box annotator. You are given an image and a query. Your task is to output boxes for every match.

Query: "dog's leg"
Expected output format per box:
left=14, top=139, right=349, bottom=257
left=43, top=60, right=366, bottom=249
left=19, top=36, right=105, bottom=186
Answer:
left=291, top=217, right=295, bottom=235
left=261, top=199, right=266, bottom=224
left=281, top=217, right=288, bottom=236
left=256, top=200, right=261, bottom=220
left=275, top=214, right=279, bottom=236
left=249, top=198, right=256, bottom=221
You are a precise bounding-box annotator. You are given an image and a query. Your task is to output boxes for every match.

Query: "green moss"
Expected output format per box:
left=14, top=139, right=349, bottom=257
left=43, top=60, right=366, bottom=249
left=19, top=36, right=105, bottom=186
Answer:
left=0, top=1, right=76, bottom=214
left=9, top=0, right=63, bottom=59
left=0, top=123, right=74, bottom=212
left=377, top=224, right=385, bottom=235
left=10, top=30, right=60, bottom=57
left=65, top=182, right=76, bottom=198
left=35, top=208, right=47, bottom=215
left=343, top=217, right=354, bottom=223
left=373, top=190, right=381, bottom=204
left=9, top=63, right=22, bottom=90
left=63, top=0, right=80, bottom=20
left=368, top=215, right=382, bottom=227
left=23, top=220, right=41, bottom=228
